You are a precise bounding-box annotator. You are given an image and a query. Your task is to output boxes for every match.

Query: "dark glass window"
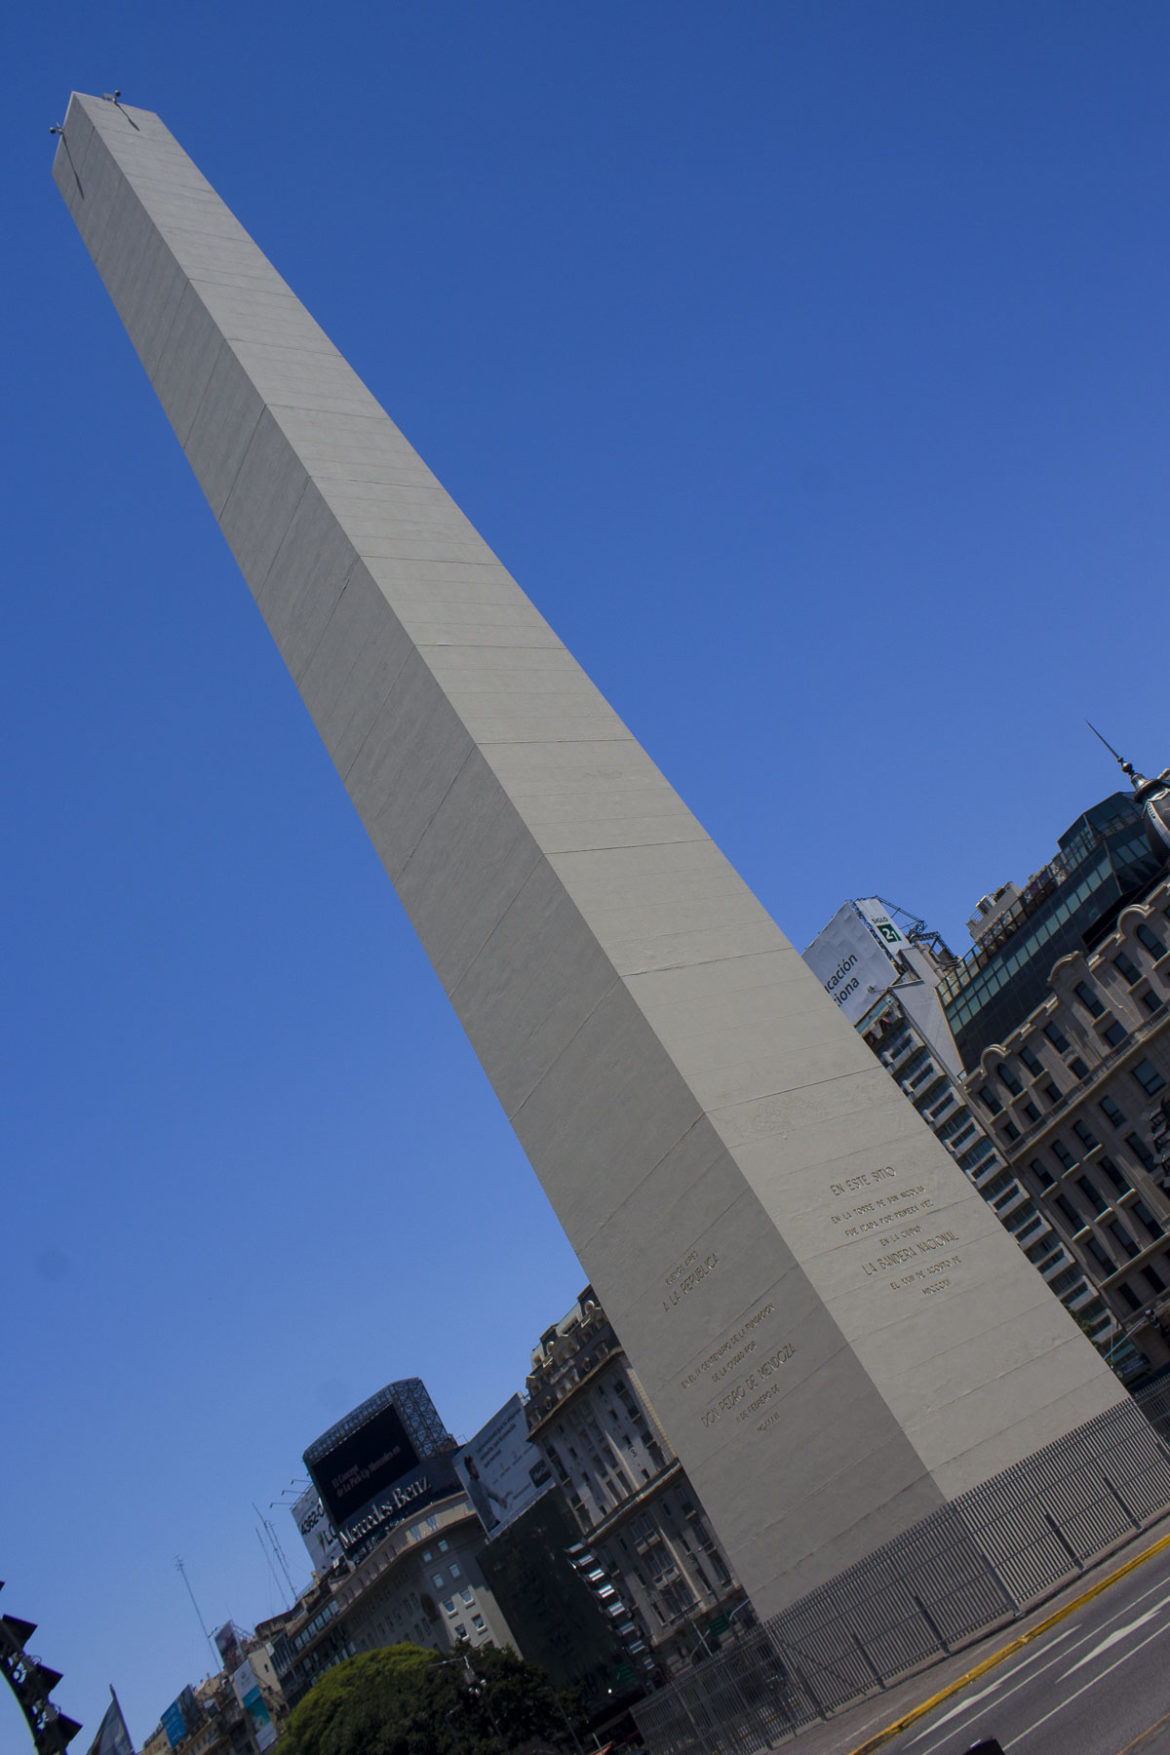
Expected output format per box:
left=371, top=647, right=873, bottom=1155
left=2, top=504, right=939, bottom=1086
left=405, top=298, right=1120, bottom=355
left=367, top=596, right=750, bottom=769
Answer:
left=1119, top=1283, right=1142, bottom=1311
left=1023, top=1101, right=1040, bottom=1124
left=1114, top=952, right=1142, bottom=986
left=1143, top=1264, right=1166, bottom=1293
left=1102, top=1020, right=1130, bottom=1049
left=1074, top=981, right=1105, bottom=1018
left=1098, top=1156, right=1130, bottom=1194
left=1052, top=1140, right=1077, bottom=1171
left=1078, top=1175, right=1107, bottom=1214
left=1001, top=1120, right=1020, bottom=1143
left=1045, top=1023, right=1071, bottom=1053
left=1055, top=1194, right=1082, bottom=1229
left=1043, top=1082, right=1063, bottom=1105
left=978, top=1086, right=1003, bottom=1115
left=1073, top=1120, right=1098, bottom=1150
left=1127, top=1133, right=1157, bottom=1171
left=1070, top=1057, right=1091, bottom=1080
left=1029, top=1158, right=1055, bottom=1189
left=1085, top=1238, right=1113, bottom=1273
left=1136, top=924, right=1167, bottom=959
left=1130, top=1200, right=1162, bottom=1237
left=1020, top=1045, right=1044, bottom=1078
left=1109, top=1221, right=1140, bottom=1259
left=1133, top=1059, right=1167, bottom=1096
left=997, top=1062, right=1023, bottom=1096
left=1100, top=1096, right=1126, bottom=1128
left=1141, top=990, right=1165, bottom=1015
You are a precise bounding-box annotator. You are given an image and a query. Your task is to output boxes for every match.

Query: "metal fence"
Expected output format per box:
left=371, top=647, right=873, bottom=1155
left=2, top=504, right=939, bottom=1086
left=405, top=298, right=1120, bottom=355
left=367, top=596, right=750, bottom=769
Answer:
left=1134, top=1372, right=1170, bottom=1443
left=633, top=1399, right=1170, bottom=1755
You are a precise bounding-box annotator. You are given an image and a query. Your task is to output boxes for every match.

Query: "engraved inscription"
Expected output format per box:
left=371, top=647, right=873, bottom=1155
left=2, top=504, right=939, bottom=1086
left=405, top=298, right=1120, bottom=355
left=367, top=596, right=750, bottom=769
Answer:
left=661, top=1249, right=720, bottom=1313
left=828, top=1165, right=966, bottom=1299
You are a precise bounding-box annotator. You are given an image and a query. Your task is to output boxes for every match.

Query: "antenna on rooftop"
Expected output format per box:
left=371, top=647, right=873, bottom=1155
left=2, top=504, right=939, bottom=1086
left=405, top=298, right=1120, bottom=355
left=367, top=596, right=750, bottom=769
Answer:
left=1086, top=720, right=1139, bottom=782
left=174, top=1557, right=218, bottom=1667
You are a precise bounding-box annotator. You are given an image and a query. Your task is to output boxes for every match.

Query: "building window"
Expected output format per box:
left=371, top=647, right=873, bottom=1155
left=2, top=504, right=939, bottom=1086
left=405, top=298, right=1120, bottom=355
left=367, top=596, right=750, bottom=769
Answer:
left=1126, top=1133, right=1157, bottom=1171
left=997, top=1063, right=1023, bottom=1096
left=1119, top=1283, right=1142, bottom=1311
left=1102, top=1020, right=1130, bottom=1049
left=449, top=1562, right=461, bottom=1578
left=1141, top=990, right=1165, bottom=1015
left=443, top=1599, right=456, bottom=1615
left=1136, top=924, right=1167, bottom=959
left=433, top=1575, right=446, bottom=1590
left=1130, top=1200, right=1162, bottom=1237
left=1143, top=1264, right=1166, bottom=1294
left=1109, top=1221, right=1140, bottom=1260
left=453, top=1623, right=467, bottom=1639
left=1045, top=1023, right=1071, bottom=1053
left=1001, top=1120, right=1021, bottom=1142
left=438, top=1539, right=450, bottom=1552
left=1073, top=1120, right=1099, bottom=1151
left=1043, top=1081, right=1063, bottom=1105
left=1133, top=1060, right=1167, bottom=1096
left=1075, top=982, right=1105, bottom=1018
left=1029, top=1158, right=1055, bottom=1189
left=1078, top=1175, right=1107, bottom=1214
left=461, top=1588, right=474, bottom=1604
left=1055, top=1194, right=1082, bottom=1229
left=1085, top=1237, right=1114, bottom=1273
left=471, top=1614, right=486, bottom=1632
left=1070, top=1057, right=1091, bottom=1081
left=978, top=1086, right=1003, bottom=1116
left=1022, top=1101, right=1041, bottom=1124
left=1114, top=952, right=1142, bottom=986
left=1052, top=1140, right=1076, bottom=1171
left=1099, top=1156, right=1131, bottom=1194
left=1020, top=1045, right=1044, bottom=1078
left=1100, top=1096, right=1126, bottom=1128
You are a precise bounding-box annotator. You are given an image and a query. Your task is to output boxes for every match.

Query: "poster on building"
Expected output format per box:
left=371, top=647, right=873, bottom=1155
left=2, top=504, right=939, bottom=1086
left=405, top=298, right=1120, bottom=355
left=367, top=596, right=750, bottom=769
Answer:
left=454, top=1395, right=551, bottom=1535
left=854, top=897, right=908, bottom=951
left=802, top=902, right=899, bottom=1027
left=232, top=1661, right=278, bottom=1753
left=307, top=1402, right=420, bottom=1526
left=290, top=1484, right=344, bottom=1574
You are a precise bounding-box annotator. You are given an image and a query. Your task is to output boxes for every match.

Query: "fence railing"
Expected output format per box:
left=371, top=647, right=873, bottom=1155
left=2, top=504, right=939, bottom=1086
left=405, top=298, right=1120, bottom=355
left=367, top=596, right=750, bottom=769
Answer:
left=633, top=1398, right=1170, bottom=1755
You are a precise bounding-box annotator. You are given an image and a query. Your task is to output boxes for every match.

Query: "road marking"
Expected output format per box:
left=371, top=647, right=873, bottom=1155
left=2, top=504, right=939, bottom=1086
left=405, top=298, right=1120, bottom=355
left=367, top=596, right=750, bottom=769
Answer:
left=907, top=1631, right=1078, bottom=1741
left=842, top=1522, right=1170, bottom=1755
left=1014, top=1622, right=1170, bottom=1744
left=1059, top=1595, right=1170, bottom=1676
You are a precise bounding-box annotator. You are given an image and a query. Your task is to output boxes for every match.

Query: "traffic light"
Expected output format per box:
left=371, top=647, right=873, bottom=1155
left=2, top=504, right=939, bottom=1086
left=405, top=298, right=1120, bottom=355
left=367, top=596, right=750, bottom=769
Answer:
left=0, top=1585, right=82, bottom=1754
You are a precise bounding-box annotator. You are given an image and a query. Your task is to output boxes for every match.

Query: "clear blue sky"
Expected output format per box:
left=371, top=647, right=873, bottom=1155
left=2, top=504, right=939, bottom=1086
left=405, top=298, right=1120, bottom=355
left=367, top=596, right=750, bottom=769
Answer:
left=4, top=1, right=1170, bottom=1743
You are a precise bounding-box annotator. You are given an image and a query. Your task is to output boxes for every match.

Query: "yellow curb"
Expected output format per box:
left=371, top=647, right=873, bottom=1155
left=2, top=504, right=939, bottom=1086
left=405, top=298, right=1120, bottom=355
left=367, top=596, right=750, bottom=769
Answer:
left=842, top=1523, right=1170, bottom=1755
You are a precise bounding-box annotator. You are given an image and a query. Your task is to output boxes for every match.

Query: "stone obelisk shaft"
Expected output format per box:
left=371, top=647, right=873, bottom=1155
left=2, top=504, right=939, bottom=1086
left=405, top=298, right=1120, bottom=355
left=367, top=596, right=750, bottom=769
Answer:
left=54, top=93, right=1133, bottom=1619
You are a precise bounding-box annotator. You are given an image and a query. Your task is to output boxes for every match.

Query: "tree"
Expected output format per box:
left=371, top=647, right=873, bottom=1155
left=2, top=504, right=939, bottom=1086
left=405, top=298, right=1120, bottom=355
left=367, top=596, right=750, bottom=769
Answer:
left=277, top=1643, right=585, bottom=1755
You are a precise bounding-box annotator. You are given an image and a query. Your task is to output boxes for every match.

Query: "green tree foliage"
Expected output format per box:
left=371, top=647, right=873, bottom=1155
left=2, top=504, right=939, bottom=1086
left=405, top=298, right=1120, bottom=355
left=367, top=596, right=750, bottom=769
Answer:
left=278, top=1642, right=585, bottom=1755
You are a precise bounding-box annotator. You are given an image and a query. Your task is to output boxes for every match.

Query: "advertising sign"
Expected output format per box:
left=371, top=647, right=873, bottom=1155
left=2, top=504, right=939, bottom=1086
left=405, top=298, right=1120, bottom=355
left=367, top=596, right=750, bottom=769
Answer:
left=854, top=897, right=908, bottom=951
left=290, top=1484, right=344, bottom=1574
left=232, top=1661, right=277, bottom=1753
left=454, top=1395, right=551, bottom=1535
left=341, top=1452, right=461, bottom=1558
left=802, top=901, right=899, bottom=1027
left=307, top=1402, right=419, bottom=1527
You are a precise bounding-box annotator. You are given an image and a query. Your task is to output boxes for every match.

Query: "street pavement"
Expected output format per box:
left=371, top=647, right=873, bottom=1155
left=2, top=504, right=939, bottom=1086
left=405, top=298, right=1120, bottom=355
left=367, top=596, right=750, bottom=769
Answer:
left=784, top=1526, right=1170, bottom=1755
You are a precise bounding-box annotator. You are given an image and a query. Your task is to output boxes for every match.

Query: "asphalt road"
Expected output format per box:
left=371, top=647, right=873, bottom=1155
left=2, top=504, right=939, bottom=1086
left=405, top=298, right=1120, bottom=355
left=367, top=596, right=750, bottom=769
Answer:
left=881, top=1538, right=1170, bottom=1755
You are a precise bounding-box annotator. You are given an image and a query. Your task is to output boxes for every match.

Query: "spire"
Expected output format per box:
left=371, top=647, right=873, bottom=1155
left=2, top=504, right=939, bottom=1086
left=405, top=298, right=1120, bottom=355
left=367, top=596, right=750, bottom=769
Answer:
left=1086, top=720, right=1144, bottom=784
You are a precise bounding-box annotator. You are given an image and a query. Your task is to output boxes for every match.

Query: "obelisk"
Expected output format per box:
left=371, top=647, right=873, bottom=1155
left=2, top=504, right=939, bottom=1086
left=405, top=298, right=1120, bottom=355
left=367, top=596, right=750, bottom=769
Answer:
left=53, top=92, right=1166, bottom=1625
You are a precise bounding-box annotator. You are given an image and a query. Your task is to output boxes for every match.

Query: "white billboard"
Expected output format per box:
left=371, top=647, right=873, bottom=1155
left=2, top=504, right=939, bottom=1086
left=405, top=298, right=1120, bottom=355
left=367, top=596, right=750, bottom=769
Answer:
left=802, top=900, right=900, bottom=1027
left=454, top=1395, right=551, bottom=1535
left=290, top=1484, right=344, bottom=1574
